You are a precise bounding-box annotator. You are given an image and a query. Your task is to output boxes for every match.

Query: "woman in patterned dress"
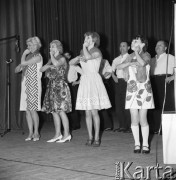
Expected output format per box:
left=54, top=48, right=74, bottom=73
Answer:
left=40, top=40, right=72, bottom=143
left=15, top=36, right=43, bottom=141
left=69, top=32, right=111, bottom=147
left=117, top=35, right=154, bottom=154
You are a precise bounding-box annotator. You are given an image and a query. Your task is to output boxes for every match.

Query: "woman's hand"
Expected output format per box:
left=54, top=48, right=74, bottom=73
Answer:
left=130, top=61, right=138, bottom=67
left=166, top=75, right=174, bottom=84
left=83, top=41, right=89, bottom=48
left=72, top=80, right=80, bottom=86
left=104, top=72, right=112, bottom=79
left=134, top=46, right=141, bottom=54
left=49, top=65, right=56, bottom=69
left=40, top=64, right=53, bottom=72
left=79, top=56, right=87, bottom=62
left=50, top=51, right=55, bottom=57
left=112, top=72, right=118, bottom=83
left=23, top=49, right=30, bottom=55
left=15, top=64, right=22, bottom=73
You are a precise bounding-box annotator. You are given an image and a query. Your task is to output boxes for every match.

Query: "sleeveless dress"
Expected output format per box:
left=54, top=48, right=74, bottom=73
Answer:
left=42, top=55, right=72, bottom=113
left=76, top=48, right=111, bottom=110
left=125, top=63, right=155, bottom=109
left=20, top=75, right=27, bottom=111
left=20, top=52, right=43, bottom=111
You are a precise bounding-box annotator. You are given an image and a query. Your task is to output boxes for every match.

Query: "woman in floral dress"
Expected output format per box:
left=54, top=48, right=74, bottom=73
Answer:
left=40, top=40, right=72, bottom=143
left=117, top=35, right=154, bottom=154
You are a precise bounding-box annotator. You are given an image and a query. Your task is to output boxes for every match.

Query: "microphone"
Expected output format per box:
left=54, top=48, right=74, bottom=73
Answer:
left=15, top=35, right=20, bottom=52
left=6, top=59, right=13, bottom=64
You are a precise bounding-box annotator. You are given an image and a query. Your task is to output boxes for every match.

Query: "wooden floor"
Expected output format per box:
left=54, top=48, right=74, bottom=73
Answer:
left=0, top=120, right=175, bottom=180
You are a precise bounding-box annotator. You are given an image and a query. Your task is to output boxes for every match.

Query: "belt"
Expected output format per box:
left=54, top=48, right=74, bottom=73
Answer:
left=118, top=78, right=125, bottom=81
left=152, top=74, right=171, bottom=76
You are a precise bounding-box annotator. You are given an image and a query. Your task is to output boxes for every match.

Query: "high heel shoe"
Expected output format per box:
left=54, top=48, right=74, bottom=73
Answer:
left=134, top=145, right=141, bottom=153
left=85, top=139, right=93, bottom=146
left=142, top=146, right=150, bottom=154
left=92, top=140, right=100, bottom=147
left=47, top=135, right=63, bottom=142
left=56, top=135, right=71, bottom=143
left=33, top=135, right=40, bottom=142
left=25, top=137, right=33, bottom=141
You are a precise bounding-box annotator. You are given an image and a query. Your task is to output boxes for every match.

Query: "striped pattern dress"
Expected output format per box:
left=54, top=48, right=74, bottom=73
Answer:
left=24, top=53, right=43, bottom=111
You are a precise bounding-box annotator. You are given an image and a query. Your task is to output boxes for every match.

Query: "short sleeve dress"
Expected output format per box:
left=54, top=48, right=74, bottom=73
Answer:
left=42, top=55, right=72, bottom=113
left=76, top=47, right=111, bottom=110
left=125, top=52, right=155, bottom=109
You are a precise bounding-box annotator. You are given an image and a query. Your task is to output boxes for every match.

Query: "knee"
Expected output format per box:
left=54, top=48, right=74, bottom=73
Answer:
left=140, top=121, right=148, bottom=127
left=91, top=110, right=99, bottom=118
left=131, top=122, right=139, bottom=126
left=85, top=112, right=91, bottom=118
left=26, top=111, right=30, bottom=117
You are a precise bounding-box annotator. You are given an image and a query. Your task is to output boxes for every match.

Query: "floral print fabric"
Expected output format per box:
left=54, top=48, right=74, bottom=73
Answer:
left=125, top=64, right=155, bottom=109
left=42, top=64, right=72, bottom=113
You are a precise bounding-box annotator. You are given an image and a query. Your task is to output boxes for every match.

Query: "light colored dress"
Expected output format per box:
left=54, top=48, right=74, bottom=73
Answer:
left=76, top=48, right=111, bottom=110
left=20, top=75, right=27, bottom=111
left=20, top=52, right=43, bottom=111
left=125, top=64, right=155, bottom=109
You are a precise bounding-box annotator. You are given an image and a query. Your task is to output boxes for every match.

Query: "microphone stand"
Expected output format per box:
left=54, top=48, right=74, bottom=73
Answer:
left=0, top=35, right=19, bottom=137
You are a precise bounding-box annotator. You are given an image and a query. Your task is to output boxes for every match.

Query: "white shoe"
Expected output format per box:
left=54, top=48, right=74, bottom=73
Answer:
left=25, top=137, right=33, bottom=141
left=33, top=135, right=40, bottom=141
left=56, top=135, right=71, bottom=143
left=47, top=135, right=63, bottom=143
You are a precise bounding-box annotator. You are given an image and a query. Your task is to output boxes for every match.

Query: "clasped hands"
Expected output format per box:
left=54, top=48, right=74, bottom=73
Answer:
left=77, top=55, right=87, bottom=62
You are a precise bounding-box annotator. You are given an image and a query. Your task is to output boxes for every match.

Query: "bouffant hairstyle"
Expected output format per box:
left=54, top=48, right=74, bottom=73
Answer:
left=26, top=36, right=42, bottom=50
left=50, top=40, right=63, bottom=54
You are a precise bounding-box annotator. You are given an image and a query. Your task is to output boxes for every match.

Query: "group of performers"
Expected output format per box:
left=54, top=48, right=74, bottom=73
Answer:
left=15, top=32, right=175, bottom=154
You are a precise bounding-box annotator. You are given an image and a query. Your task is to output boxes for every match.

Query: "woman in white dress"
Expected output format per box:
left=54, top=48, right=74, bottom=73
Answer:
left=69, top=32, right=111, bottom=146
left=15, top=36, right=43, bottom=141
left=117, top=35, right=154, bottom=154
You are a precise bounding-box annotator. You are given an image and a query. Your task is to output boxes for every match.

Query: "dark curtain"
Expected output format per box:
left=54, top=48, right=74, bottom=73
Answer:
left=34, top=0, right=174, bottom=62
left=0, top=0, right=174, bottom=131
left=34, top=0, right=174, bottom=121
left=0, top=0, right=35, bottom=131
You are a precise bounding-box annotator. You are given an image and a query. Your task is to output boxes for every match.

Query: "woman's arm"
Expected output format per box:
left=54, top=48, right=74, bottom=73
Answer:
left=40, top=64, right=53, bottom=72
left=69, top=56, right=80, bottom=65
left=135, top=51, right=150, bottom=67
left=116, top=61, right=131, bottom=70
left=112, top=72, right=118, bottom=83
left=82, top=46, right=101, bottom=61
left=21, top=55, right=41, bottom=66
left=52, top=56, right=66, bottom=68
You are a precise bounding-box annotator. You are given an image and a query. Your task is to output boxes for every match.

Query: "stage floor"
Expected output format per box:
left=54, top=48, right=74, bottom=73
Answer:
left=0, top=120, right=175, bottom=180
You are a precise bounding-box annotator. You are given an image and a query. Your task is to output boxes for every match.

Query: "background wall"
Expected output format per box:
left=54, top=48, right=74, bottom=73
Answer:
left=0, top=0, right=174, bottom=131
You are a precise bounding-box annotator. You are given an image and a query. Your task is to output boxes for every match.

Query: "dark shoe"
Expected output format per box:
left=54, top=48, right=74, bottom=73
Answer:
left=92, top=140, right=100, bottom=147
left=85, top=139, right=93, bottom=146
left=113, top=128, right=120, bottom=132
left=154, top=131, right=159, bottom=134
left=134, top=145, right=141, bottom=153
left=123, top=128, right=132, bottom=133
left=117, top=128, right=126, bottom=132
left=104, top=127, right=113, bottom=131
left=142, top=146, right=150, bottom=154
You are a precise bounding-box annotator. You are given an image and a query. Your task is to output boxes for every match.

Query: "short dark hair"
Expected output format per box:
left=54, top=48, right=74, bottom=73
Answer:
left=133, top=35, right=148, bottom=52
